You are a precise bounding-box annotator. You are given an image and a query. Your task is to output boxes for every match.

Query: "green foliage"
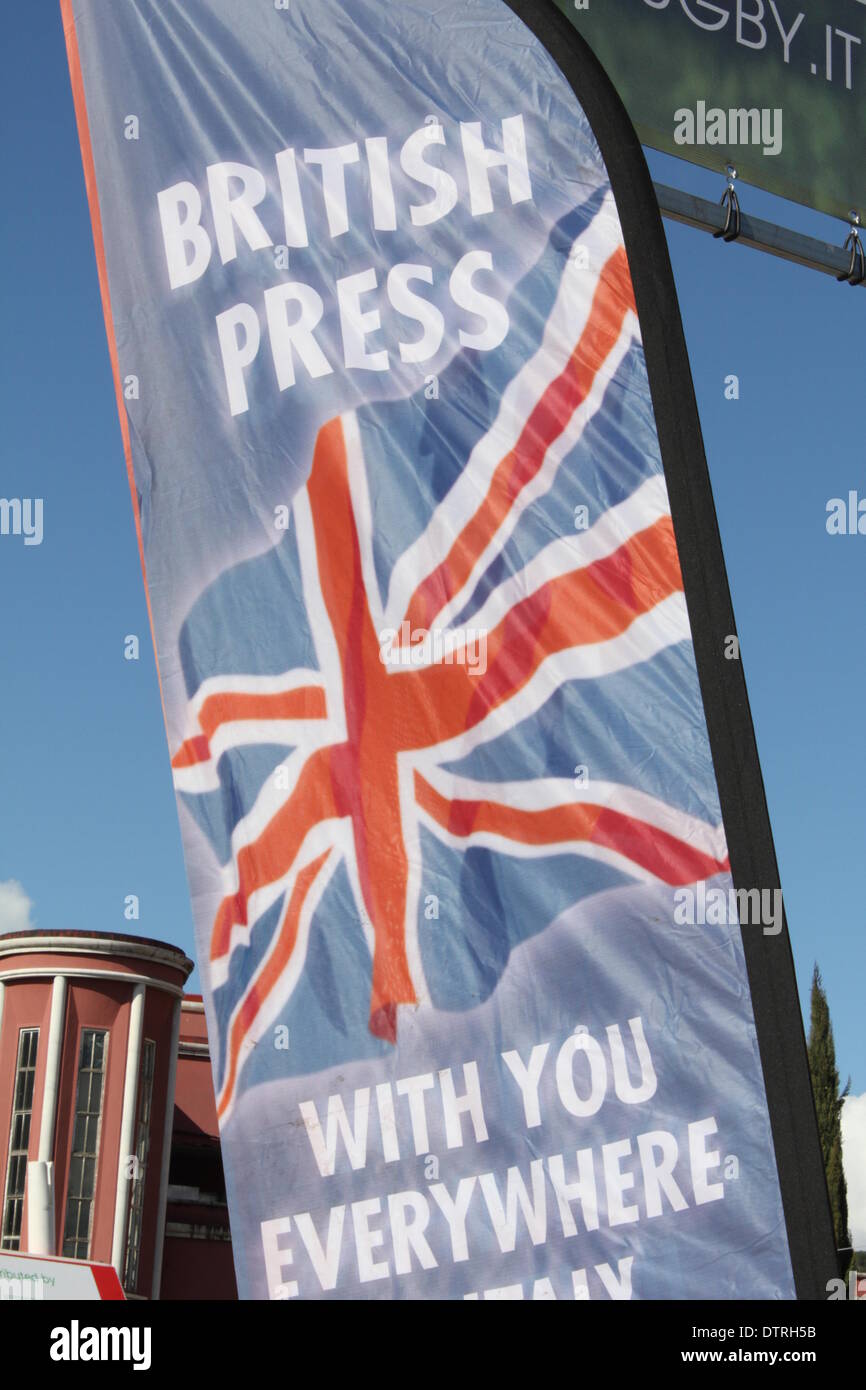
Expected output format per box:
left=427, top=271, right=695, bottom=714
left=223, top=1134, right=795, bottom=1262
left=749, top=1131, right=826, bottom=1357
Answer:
left=807, top=965, right=851, bottom=1276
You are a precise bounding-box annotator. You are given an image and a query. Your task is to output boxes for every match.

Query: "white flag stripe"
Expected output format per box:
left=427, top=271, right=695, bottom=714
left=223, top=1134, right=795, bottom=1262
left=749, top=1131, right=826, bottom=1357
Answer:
left=215, top=834, right=342, bottom=1116
left=414, top=812, right=664, bottom=885
left=214, top=739, right=340, bottom=910
left=384, top=191, right=624, bottom=629
left=172, top=718, right=337, bottom=795
left=294, top=488, right=349, bottom=744
left=414, top=313, right=637, bottom=636
left=343, top=408, right=387, bottom=635
left=183, top=668, right=324, bottom=720
left=397, top=754, right=430, bottom=1012
left=466, top=472, right=671, bottom=643
left=210, top=817, right=344, bottom=990
left=413, top=592, right=693, bottom=769
left=419, top=767, right=728, bottom=861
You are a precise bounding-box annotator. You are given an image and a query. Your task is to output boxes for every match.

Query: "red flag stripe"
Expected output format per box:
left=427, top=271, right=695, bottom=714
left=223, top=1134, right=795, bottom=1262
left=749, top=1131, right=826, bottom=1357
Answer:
left=172, top=685, right=327, bottom=768
left=414, top=774, right=729, bottom=885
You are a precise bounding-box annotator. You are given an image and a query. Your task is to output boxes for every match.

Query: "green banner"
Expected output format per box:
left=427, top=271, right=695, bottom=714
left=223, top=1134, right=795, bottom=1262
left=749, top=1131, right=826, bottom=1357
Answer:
left=556, top=0, right=865, bottom=221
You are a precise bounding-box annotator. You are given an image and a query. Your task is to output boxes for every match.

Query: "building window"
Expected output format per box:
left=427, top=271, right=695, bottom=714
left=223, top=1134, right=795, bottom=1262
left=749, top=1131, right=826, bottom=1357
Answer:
left=62, top=1029, right=108, bottom=1260
left=1, top=1029, right=39, bottom=1251
left=123, top=1039, right=155, bottom=1292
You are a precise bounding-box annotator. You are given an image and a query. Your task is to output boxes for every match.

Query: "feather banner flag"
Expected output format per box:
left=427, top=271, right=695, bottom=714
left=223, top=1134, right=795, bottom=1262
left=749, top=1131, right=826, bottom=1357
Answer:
left=62, top=0, right=834, bottom=1299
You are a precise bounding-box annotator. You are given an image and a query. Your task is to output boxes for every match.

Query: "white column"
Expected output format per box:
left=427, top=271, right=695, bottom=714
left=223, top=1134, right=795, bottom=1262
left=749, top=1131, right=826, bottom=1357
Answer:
left=26, top=973, right=67, bottom=1256
left=26, top=1161, right=54, bottom=1254
left=150, top=996, right=182, bottom=1300
left=111, top=982, right=145, bottom=1274
left=37, top=975, right=67, bottom=1165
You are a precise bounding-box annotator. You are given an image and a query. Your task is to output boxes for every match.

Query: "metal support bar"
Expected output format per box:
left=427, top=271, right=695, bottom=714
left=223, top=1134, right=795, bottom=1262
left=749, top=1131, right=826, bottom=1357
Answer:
left=654, top=182, right=865, bottom=288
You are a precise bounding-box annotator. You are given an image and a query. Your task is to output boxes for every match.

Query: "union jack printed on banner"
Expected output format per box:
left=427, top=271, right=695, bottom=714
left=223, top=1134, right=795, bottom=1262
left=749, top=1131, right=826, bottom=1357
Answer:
left=171, top=192, right=730, bottom=1121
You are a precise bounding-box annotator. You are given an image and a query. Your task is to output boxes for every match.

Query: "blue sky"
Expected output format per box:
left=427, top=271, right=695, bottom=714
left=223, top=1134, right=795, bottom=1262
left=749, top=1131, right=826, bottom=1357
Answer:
left=0, top=5, right=862, bottom=1104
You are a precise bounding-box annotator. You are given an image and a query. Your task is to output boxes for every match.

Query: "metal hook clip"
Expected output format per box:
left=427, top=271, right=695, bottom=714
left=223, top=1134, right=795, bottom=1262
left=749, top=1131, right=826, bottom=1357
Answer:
left=713, top=165, right=741, bottom=243
left=837, top=210, right=865, bottom=286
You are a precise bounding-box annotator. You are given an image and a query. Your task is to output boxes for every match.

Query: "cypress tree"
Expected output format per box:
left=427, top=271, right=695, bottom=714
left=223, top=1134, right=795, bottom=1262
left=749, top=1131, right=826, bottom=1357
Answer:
left=807, top=965, right=851, bottom=1277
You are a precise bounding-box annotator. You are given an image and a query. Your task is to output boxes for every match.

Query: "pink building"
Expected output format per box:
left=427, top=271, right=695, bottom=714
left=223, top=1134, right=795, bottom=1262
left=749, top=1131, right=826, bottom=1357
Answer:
left=0, top=930, right=236, bottom=1299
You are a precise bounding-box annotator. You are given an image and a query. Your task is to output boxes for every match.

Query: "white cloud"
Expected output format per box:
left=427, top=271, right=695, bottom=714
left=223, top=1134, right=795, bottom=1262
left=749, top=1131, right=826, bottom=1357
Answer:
left=0, top=880, right=34, bottom=935
left=842, top=1092, right=866, bottom=1251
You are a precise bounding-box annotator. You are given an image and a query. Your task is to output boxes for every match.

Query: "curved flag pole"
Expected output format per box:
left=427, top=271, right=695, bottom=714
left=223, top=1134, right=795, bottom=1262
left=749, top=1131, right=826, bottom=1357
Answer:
left=505, top=0, right=837, bottom=1300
